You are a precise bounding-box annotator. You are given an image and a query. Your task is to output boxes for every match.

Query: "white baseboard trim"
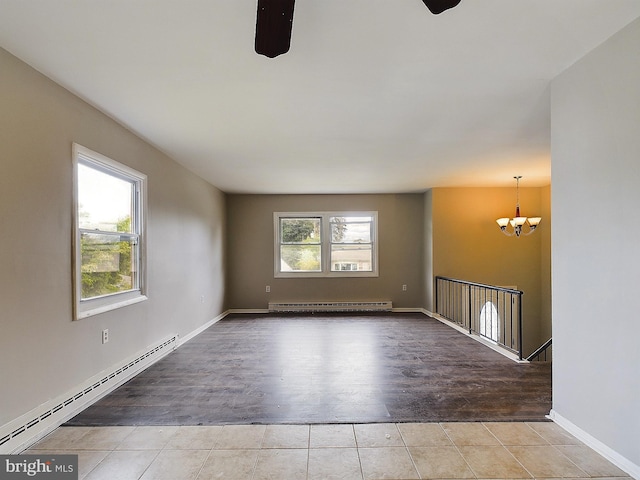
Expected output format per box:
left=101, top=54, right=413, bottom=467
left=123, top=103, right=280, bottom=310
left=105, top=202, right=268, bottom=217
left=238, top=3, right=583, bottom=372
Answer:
left=178, top=310, right=229, bottom=346
left=391, top=307, right=424, bottom=313
left=420, top=309, right=524, bottom=363
left=228, top=308, right=270, bottom=314
left=549, top=410, right=639, bottom=479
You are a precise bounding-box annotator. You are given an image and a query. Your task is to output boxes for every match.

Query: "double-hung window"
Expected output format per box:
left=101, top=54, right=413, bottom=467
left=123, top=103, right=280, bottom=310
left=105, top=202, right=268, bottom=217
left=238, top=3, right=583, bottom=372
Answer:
left=73, top=144, right=147, bottom=319
left=274, top=212, right=377, bottom=277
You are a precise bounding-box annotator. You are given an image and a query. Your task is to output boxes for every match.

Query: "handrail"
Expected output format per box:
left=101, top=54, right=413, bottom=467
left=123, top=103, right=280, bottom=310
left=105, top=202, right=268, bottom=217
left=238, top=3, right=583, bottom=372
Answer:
left=435, top=276, right=524, bottom=360
left=435, top=276, right=523, bottom=295
left=526, top=338, right=552, bottom=362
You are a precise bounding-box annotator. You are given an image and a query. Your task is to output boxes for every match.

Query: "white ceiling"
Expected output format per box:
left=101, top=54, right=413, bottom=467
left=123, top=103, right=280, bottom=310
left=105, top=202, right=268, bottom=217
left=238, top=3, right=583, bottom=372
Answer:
left=1, top=1, right=639, bottom=194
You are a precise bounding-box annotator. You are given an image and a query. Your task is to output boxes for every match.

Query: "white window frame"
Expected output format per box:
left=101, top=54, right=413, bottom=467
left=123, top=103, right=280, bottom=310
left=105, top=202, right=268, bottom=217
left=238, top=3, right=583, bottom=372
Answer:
left=72, top=143, right=147, bottom=320
left=274, top=211, right=378, bottom=278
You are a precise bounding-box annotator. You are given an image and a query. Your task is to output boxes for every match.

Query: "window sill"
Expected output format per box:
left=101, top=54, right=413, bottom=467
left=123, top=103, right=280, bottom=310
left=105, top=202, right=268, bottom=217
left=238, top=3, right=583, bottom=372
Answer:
left=76, top=293, right=148, bottom=320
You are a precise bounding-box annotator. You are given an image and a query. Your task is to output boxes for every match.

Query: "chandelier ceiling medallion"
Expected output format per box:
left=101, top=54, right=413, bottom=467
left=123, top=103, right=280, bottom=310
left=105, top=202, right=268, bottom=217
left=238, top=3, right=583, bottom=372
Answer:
left=496, top=176, right=541, bottom=237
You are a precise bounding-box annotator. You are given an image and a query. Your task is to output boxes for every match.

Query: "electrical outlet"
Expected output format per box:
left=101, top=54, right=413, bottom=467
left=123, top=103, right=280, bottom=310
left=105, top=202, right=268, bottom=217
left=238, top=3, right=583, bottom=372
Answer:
left=102, top=329, right=109, bottom=344
left=402, top=284, right=407, bottom=291
left=200, top=295, right=205, bottom=303
left=265, top=285, right=271, bottom=293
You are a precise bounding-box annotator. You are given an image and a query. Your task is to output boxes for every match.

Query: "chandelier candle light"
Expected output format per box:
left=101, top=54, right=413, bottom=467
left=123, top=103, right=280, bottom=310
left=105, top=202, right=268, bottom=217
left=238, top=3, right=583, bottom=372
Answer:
left=496, top=176, right=541, bottom=237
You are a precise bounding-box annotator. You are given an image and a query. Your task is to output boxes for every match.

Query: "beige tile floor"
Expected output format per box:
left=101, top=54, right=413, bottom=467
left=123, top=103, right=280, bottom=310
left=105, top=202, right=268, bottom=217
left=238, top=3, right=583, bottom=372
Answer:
left=25, top=422, right=631, bottom=480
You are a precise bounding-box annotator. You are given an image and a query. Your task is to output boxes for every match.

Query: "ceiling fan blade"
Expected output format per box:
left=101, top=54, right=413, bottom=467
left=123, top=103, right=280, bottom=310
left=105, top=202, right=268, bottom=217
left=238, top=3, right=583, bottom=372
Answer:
left=421, top=0, right=462, bottom=14
left=255, top=0, right=296, bottom=58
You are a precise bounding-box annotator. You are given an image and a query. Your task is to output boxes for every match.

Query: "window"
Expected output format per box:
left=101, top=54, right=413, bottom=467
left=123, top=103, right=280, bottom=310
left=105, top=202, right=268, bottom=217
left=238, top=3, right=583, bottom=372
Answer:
left=329, top=215, right=374, bottom=273
left=274, top=212, right=377, bottom=277
left=278, top=217, right=322, bottom=272
left=479, top=301, right=499, bottom=342
left=73, top=144, right=147, bottom=319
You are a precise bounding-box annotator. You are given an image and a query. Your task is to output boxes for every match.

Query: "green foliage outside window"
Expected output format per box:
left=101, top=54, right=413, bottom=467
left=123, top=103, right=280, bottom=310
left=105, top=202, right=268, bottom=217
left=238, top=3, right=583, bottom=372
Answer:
left=281, top=218, right=319, bottom=243
left=81, top=216, right=134, bottom=298
left=280, top=244, right=321, bottom=271
left=280, top=218, right=321, bottom=271
left=331, top=217, right=347, bottom=242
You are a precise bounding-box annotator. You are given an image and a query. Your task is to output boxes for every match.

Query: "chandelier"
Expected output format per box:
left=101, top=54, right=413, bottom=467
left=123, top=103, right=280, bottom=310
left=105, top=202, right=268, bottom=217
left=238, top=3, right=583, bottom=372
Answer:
left=496, top=176, right=541, bottom=237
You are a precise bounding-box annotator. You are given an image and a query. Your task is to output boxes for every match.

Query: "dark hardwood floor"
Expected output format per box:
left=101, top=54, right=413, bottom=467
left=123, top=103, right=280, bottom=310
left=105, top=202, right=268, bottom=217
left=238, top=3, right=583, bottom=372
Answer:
left=67, top=313, right=551, bottom=426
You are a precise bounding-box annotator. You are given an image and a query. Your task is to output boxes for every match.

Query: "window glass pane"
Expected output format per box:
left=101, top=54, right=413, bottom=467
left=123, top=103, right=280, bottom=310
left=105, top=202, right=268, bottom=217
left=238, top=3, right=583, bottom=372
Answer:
left=81, top=232, right=138, bottom=299
left=331, top=218, right=371, bottom=243
left=330, top=244, right=373, bottom=272
left=78, top=163, right=133, bottom=232
left=274, top=211, right=376, bottom=277
left=280, top=244, right=321, bottom=271
left=330, top=216, right=372, bottom=223
left=281, top=218, right=320, bottom=244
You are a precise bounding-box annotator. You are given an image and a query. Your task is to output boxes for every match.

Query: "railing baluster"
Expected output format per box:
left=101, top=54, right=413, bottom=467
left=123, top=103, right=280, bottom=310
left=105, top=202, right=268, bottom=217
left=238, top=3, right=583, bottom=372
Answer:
left=501, top=291, right=506, bottom=345
left=508, top=292, right=511, bottom=347
left=517, top=293, right=523, bottom=360
left=435, top=276, right=524, bottom=359
left=468, top=284, right=472, bottom=334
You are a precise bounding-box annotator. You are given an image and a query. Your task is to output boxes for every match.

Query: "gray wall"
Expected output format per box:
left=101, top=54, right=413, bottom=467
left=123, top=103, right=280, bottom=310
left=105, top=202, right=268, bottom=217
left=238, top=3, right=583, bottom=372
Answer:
left=0, top=48, right=227, bottom=426
left=226, top=194, right=424, bottom=309
left=539, top=185, right=552, bottom=343
left=423, top=190, right=434, bottom=311
left=551, top=18, right=640, bottom=469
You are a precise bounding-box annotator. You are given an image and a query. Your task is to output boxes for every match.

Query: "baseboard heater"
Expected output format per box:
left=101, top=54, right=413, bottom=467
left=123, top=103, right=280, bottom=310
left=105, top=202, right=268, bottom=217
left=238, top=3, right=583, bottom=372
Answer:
left=268, top=301, right=392, bottom=313
left=0, top=334, right=178, bottom=454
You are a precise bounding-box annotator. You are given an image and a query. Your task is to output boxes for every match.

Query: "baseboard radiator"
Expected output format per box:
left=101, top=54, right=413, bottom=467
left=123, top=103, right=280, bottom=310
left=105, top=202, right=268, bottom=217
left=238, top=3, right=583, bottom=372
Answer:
left=0, top=334, right=178, bottom=454
left=268, top=301, right=392, bottom=313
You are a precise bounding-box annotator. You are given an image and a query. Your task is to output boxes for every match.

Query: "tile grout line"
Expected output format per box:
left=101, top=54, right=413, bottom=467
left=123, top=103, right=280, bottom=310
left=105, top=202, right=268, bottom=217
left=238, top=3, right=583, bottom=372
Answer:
left=30, top=423, right=630, bottom=480
left=194, top=447, right=214, bottom=480
left=549, top=444, right=591, bottom=478
left=522, top=422, right=595, bottom=477
left=250, top=425, right=269, bottom=480
left=440, top=421, right=480, bottom=479
left=352, top=424, right=366, bottom=480
left=397, top=422, right=424, bottom=480
left=482, top=422, right=536, bottom=479
left=137, top=449, right=161, bottom=480
left=486, top=421, right=557, bottom=480
left=305, top=424, right=310, bottom=480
